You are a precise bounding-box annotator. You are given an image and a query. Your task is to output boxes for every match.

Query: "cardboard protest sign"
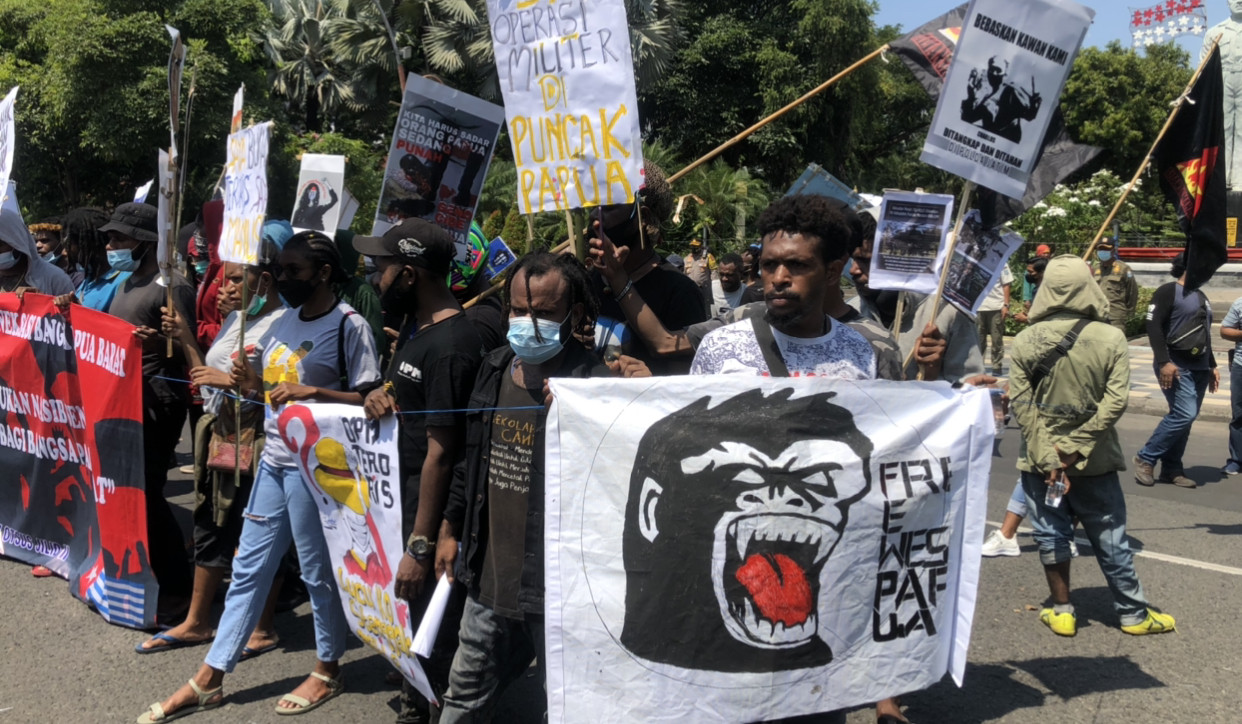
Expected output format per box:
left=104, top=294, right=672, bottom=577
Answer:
left=156, top=150, right=175, bottom=285
left=219, top=122, right=272, bottom=265
left=545, top=378, right=992, bottom=722
left=0, top=293, right=156, bottom=629
left=277, top=404, right=437, bottom=704
left=869, top=191, right=955, bottom=294
left=230, top=85, right=244, bottom=134
left=165, top=25, right=185, bottom=158
left=942, top=210, right=1024, bottom=315
left=374, top=74, right=504, bottom=263
left=486, top=0, right=644, bottom=213
left=785, top=164, right=870, bottom=209
left=339, top=188, right=361, bottom=231
left=0, top=86, right=17, bottom=209
left=292, top=154, right=346, bottom=236
left=920, top=0, right=1093, bottom=198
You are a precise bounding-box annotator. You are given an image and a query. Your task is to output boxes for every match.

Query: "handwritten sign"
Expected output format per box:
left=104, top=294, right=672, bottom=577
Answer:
left=218, top=122, right=271, bottom=265
left=486, top=0, right=644, bottom=213
left=0, top=86, right=17, bottom=209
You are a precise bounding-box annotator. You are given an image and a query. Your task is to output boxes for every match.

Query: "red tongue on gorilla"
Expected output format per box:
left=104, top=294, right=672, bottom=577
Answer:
left=735, top=552, right=812, bottom=627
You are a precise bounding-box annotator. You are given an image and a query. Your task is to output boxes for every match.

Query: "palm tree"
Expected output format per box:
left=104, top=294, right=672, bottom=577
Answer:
left=676, top=160, right=770, bottom=251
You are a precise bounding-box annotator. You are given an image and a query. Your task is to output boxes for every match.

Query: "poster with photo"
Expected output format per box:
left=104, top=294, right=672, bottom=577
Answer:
left=291, top=154, right=346, bottom=237
left=920, top=0, right=1093, bottom=198
left=942, top=210, right=1024, bottom=315
left=869, top=191, right=955, bottom=294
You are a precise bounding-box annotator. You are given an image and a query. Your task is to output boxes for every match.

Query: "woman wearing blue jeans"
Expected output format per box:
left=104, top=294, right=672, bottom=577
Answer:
left=137, top=232, right=381, bottom=722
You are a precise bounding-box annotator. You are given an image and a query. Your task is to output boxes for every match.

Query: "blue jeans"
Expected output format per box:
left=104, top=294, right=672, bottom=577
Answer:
left=204, top=461, right=347, bottom=673
left=1229, top=364, right=1242, bottom=466
left=1006, top=479, right=1028, bottom=517
left=440, top=594, right=545, bottom=724
left=1020, top=471, right=1149, bottom=626
left=1137, top=365, right=1211, bottom=474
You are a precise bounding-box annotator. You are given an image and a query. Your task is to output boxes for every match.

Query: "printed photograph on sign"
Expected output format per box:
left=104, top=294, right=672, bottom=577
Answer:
left=919, top=0, right=1094, bottom=198
left=373, top=75, right=504, bottom=265
left=291, top=154, right=345, bottom=236
left=544, top=378, right=993, bottom=723
left=942, top=210, right=1024, bottom=315
left=868, top=191, right=954, bottom=295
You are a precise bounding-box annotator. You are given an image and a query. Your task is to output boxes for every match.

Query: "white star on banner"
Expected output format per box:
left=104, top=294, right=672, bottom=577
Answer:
left=1179, top=15, right=1191, bottom=27
left=1155, top=25, right=1167, bottom=38
left=1192, top=23, right=1205, bottom=34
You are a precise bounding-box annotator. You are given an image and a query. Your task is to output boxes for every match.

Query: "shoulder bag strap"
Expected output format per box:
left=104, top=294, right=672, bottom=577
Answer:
left=750, top=316, right=790, bottom=378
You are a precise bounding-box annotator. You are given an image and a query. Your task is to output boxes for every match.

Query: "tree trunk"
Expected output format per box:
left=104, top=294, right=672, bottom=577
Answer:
left=306, top=88, right=321, bottom=132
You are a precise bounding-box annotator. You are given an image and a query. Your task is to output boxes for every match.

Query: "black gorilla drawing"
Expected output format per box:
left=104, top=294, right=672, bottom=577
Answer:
left=620, top=388, right=874, bottom=673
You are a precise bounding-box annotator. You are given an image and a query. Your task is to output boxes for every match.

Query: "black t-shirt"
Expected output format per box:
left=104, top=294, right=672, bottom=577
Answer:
left=107, top=270, right=197, bottom=404
left=390, top=313, right=483, bottom=535
left=465, top=294, right=508, bottom=354
left=593, top=264, right=707, bottom=374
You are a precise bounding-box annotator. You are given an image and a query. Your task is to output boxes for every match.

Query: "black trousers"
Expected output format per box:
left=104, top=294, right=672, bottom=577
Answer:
left=143, top=393, right=193, bottom=603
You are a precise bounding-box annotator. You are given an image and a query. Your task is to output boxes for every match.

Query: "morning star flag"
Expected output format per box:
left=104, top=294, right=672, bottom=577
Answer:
left=920, top=0, right=1094, bottom=199
left=1131, top=0, right=1208, bottom=48
left=276, top=404, right=437, bottom=704
left=890, top=4, right=1100, bottom=227
left=485, top=0, right=645, bottom=213
left=1153, top=44, right=1228, bottom=291
left=0, top=293, right=155, bottom=629
left=544, top=378, right=994, bottom=722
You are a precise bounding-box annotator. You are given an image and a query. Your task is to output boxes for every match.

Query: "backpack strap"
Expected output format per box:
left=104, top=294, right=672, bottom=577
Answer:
left=750, top=316, right=790, bottom=378
left=337, top=308, right=357, bottom=388
left=1027, top=318, right=1091, bottom=391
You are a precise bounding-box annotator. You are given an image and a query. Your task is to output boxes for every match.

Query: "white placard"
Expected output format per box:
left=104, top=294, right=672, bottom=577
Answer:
left=869, top=191, right=955, bottom=294
left=292, top=154, right=346, bottom=236
left=156, top=150, right=175, bottom=285
left=920, top=0, right=1094, bottom=197
left=133, top=179, right=154, bottom=204
left=942, top=210, right=1025, bottom=316
left=0, top=86, right=18, bottom=211
left=545, top=377, right=993, bottom=723
left=485, top=0, right=645, bottom=212
left=219, top=122, right=271, bottom=265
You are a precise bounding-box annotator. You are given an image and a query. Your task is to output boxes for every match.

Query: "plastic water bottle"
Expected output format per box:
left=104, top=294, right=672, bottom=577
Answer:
left=1045, top=471, right=1067, bottom=508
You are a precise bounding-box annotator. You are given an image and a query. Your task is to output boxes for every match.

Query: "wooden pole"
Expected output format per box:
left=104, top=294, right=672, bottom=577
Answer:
left=235, top=274, right=247, bottom=490
left=906, top=181, right=977, bottom=379
left=1082, top=35, right=1222, bottom=261
left=667, top=43, right=890, bottom=185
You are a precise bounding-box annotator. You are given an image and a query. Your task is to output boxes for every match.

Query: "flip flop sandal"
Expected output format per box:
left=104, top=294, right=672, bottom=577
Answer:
left=135, top=632, right=213, bottom=655
left=275, top=671, right=344, bottom=716
left=136, top=679, right=223, bottom=723
left=31, top=565, right=53, bottom=578
left=239, top=641, right=280, bottom=661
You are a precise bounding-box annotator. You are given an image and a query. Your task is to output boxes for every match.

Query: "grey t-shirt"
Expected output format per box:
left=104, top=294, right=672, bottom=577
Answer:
left=202, top=307, right=287, bottom=415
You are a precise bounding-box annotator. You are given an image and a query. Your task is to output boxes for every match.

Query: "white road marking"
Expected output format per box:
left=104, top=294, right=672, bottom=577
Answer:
left=986, top=520, right=1242, bottom=577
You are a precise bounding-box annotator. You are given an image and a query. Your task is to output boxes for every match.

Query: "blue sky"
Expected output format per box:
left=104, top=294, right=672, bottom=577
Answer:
left=873, top=0, right=1221, bottom=56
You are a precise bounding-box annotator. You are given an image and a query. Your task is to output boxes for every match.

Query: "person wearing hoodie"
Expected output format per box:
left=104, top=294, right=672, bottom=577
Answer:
left=0, top=184, right=75, bottom=297
left=1009, top=255, right=1176, bottom=638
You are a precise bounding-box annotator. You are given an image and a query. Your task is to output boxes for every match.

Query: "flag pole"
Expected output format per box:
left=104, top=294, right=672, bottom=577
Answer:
left=1082, top=35, right=1222, bottom=261
left=906, top=180, right=976, bottom=380
left=668, top=43, right=890, bottom=185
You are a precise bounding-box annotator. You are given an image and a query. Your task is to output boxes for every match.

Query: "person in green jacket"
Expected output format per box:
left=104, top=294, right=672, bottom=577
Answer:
left=1009, top=255, right=1176, bottom=639
left=334, top=229, right=387, bottom=356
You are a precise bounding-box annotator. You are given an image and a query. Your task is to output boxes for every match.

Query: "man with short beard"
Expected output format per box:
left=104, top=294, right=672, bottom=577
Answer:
left=356, top=218, right=483, bottom=724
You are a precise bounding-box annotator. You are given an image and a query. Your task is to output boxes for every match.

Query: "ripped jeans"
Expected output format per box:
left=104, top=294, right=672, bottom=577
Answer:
left=204, top=460, right=347, bottom=673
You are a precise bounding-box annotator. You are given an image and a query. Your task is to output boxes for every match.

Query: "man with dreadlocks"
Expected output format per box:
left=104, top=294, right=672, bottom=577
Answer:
left=30, top=216, right=83, bottom=286
left=433, top=251, right=613, bottom=723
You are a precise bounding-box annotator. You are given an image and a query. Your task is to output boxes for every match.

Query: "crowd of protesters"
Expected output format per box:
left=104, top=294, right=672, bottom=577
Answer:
left=0, top=157, right=1194, bottom=724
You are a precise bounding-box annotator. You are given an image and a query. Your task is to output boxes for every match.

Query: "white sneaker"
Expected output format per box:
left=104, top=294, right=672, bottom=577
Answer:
left=981, top=529, right=1021, bottom=557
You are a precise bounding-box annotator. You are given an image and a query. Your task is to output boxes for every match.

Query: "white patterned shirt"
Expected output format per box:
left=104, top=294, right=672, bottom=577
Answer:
left=690, top=317, right=876, bottom=379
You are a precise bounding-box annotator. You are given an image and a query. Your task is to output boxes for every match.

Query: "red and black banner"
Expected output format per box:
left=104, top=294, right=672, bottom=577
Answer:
left=889, top=3, right=1101, bottom=228
left=1154, top=45, right=1228, bottom=291
left=0, top=293, right=155, bottom=628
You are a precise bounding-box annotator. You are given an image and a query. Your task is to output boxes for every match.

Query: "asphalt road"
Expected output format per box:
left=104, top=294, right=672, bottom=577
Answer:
left=1, top=411, right=1239, bottom=724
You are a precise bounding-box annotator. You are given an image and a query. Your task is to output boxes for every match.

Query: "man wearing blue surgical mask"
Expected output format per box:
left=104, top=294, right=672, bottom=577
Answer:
left=1092, top=238, right=1139, bottom=334
left=434, top=252, right=613, bottom=724
left=101, top=201, right=197, bottom=619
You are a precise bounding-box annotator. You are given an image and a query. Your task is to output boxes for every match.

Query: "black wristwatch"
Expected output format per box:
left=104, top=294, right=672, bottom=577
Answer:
left=406, top=535, right=436, bottom=560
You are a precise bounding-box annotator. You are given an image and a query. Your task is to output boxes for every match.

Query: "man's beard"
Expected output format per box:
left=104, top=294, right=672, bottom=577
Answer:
left=381, top=282, right=418, bottom=317
left=764, top=294, right=809, bottom=331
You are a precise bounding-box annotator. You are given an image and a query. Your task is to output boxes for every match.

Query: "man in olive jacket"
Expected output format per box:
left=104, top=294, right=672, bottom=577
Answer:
left=1009, top=256, right=1176, bottom=638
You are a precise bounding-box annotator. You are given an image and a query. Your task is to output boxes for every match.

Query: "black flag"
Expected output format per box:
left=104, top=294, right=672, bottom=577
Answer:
left=889, top=4, right=1101, bottom=227
left=1152, top=45, right=1228, bottom=291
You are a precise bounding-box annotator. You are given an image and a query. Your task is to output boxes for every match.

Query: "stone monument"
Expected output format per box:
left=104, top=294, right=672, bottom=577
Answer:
left=1205, top=1, right=1242, bottom=191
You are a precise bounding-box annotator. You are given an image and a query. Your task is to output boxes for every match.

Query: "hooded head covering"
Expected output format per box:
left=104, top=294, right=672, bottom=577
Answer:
left=334, top=228, right=361, bottom=278
left=0, top=183, right=75, bottom=295
left=1029, top=254, right=1109, bottom=324
left=261, top=219, right=295, bottom=254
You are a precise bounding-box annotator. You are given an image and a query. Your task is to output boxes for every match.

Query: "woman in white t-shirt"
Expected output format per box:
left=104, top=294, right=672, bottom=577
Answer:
left=138, top=232, right=381, bottom=722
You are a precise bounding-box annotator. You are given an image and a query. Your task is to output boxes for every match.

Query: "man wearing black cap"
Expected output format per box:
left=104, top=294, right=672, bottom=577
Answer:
left=101, top=201, right=197, bottom=617
left=356, top=218, right=483, bottom=724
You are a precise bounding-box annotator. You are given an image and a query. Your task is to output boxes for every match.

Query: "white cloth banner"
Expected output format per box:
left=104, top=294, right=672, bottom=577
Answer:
left=219, top=122, right=271, bottom=265
left=545, top=378, right=993, bottom=722
left=292, top=154, right=346, bottom=237
left=0, top=86, right=17, bottom=213
left=277, top=403, right=437, bottom=704
left=869, top=191, right=955, bottom=294
left=485, top=0, right=644, bottom=213
left=920, top=0, right=1093, bottom=197
left=942, top=210, right=1024, bottom=316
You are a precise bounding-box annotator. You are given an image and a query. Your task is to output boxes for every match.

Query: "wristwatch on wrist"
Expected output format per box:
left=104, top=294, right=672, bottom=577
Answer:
left=406, top=535, right=436, bottom=560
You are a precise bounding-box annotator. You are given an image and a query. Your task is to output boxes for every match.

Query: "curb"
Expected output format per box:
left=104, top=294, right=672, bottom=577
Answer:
left=1126, top=391, right=1231, bottom=423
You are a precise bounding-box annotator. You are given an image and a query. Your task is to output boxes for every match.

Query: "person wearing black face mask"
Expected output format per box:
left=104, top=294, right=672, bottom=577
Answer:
left=355, top=219, right=483, bottom=724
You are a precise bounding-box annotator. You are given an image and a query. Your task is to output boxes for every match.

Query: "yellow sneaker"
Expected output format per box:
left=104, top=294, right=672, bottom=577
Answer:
left=1121, top=609, right=1176, bottom=635
left=1040, top=607, right=1077, bottom=636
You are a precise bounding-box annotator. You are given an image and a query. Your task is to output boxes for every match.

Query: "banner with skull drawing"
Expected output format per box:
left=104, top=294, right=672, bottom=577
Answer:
left=544, top=378, right=993, bottom=722
left=277, top=403, right=437, bottom=704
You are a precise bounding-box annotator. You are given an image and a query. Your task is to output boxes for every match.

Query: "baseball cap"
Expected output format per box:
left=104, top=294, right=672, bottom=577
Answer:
left=353, top=218, right=455, bottom=276
left=100, top=202, right=159, bottom=244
